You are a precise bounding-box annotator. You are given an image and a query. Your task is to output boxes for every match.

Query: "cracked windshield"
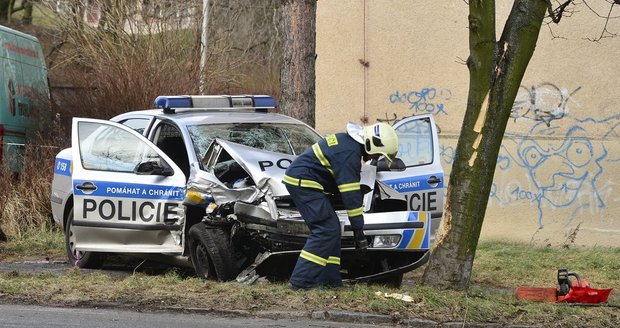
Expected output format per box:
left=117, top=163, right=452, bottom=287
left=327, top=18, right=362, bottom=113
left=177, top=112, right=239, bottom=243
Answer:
left=188, top=123, right=321, bottom=159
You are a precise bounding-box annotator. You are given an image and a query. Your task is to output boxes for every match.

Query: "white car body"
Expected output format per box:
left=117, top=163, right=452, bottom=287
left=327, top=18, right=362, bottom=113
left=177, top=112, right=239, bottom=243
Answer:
left=50, top=95, right=444, bottom=284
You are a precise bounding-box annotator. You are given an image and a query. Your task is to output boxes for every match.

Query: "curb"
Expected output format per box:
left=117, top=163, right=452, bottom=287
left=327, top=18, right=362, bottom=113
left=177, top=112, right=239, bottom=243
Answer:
left=1, top=298, right=539, bottom=327
left=163, top=306, right=538, bottom=327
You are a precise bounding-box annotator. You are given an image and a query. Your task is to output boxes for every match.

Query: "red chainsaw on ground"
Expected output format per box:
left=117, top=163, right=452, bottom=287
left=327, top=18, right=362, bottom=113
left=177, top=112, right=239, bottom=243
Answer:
left=516, top=268, right=613, bottom=304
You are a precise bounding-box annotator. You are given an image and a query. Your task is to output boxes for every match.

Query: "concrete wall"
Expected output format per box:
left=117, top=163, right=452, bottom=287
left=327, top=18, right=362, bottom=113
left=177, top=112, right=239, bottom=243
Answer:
left=316, top=0, right=620, bottom=246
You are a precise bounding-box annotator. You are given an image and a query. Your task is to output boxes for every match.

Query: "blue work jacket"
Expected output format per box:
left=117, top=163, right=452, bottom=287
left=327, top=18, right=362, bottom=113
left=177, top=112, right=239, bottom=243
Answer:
left=283, top=133, right=365, bottom=230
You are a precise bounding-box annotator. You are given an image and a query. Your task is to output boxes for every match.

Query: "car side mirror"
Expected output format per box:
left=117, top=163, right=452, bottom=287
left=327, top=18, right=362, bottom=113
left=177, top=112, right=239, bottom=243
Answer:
left=134, top=161, right=174, bottom=176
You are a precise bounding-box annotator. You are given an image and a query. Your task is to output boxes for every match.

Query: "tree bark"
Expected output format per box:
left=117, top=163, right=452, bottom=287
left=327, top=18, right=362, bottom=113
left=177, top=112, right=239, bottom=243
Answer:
left=199, top=0, right=210, bottom=94
left=21, top=0, right=33, bottom=25
left=280, top=0, right=316, bottom=127
left=422, top=0, right=548, bottom=290
left=0, top=0, right=15, bottom=22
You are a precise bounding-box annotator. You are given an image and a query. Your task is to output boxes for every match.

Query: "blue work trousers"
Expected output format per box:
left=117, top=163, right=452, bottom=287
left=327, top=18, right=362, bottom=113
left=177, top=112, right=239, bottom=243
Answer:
left=286, top=185, right=343, bottom=288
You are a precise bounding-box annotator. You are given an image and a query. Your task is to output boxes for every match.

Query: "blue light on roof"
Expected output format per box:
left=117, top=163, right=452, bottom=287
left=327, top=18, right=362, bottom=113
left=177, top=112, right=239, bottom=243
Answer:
left=153, top=95, right=277, bottom=112
left=154, top=96, right=192, bottom=109
left=253, top=96, right=277, bottom=108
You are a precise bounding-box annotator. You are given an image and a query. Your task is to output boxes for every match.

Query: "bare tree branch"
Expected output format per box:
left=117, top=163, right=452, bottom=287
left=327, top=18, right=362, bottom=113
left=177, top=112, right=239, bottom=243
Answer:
left=586, top=1, right=619, bottom=41
left=546, top=0, right=575, bottom=23
left=582, top=0, right=620, bottom=18
left=545, top=21, right=568, bottom=39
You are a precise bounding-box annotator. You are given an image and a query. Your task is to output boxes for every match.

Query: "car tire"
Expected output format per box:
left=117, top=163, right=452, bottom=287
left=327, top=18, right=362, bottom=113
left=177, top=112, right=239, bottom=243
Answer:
left=65, top=208, right=105, bottom=269
left=188, top=223, right=238, bottom=281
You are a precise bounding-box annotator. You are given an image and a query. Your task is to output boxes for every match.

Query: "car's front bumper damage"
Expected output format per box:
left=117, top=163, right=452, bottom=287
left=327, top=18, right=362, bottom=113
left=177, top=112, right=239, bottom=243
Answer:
left=185, top=139, right=432, bottom=283
left=234, top=210, right=431, bottom=284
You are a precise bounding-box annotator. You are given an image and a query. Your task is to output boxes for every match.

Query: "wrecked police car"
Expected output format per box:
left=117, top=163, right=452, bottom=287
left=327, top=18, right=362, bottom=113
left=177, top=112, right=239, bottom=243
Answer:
left=50, top=95, right=444, bottom=286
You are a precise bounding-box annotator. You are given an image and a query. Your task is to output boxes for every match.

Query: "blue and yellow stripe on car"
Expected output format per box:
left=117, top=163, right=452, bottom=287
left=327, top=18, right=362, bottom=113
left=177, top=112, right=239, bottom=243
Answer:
left=397, top=211, right=430, bottom=249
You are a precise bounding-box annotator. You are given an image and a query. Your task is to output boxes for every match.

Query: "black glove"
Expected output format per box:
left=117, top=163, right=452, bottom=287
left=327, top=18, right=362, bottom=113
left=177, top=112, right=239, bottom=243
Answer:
left=353, top=229, right=369, bottom=251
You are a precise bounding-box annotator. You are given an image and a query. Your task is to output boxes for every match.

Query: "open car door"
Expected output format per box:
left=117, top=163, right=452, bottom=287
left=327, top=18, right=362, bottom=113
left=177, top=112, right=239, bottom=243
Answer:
left=71, top=118, right=186, bottom=253
left=377, top=114, right=445, bottom=239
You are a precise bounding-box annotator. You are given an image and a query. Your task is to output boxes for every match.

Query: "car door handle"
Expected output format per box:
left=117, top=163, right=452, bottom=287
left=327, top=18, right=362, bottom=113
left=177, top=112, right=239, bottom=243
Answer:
left=427, top=176, right=441, bottom=185
left=76, top=182, right=97, bottom=191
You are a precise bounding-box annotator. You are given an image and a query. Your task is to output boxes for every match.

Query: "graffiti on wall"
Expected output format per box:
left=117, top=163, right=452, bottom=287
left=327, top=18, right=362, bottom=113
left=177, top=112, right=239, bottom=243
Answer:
left=511, top=83, right=581, bottom=126
left=384, top=84, right=618, bottom=229
left=385, top=83, right=581, bottom=125
left=388, top=87, right=452, bottom=116
left=440, top=113, right=619, bottom=228
left=493, top=115, right=619, bottom=227
left=432, top=84, right=618, bottom=229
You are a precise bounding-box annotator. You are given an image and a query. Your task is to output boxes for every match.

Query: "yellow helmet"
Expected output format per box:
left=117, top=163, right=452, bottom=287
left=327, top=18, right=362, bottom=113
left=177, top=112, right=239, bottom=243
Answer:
left=363, top=123, right=399, bottom=161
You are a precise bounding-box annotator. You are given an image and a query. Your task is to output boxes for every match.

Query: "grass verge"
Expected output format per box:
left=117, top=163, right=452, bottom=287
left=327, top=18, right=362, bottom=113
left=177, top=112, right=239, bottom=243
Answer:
left=0, top=229, right=64, bottom=262
left=1, top=235, right=618, bottom=327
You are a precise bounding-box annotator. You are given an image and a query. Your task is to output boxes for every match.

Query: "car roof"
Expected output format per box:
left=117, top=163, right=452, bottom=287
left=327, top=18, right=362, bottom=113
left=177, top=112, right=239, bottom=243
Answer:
left=113, top=109, right=311, bottom=127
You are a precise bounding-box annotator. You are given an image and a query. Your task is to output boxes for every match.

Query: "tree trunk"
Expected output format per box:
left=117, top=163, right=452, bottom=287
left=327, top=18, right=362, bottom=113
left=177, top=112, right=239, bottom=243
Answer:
left=422, top=0, right=548, bottom=290
left=280, top=0, right=316, bottom=127
left=199, top=0, right=209, bottom=94
left=0, top=0, right=14, bottom=22
left=21, top=0, right=33, bottom=25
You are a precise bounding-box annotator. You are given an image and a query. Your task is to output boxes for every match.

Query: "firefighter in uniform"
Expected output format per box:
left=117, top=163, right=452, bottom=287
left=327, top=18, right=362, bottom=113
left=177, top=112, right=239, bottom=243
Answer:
left=283, top=122, right=399, bottom=289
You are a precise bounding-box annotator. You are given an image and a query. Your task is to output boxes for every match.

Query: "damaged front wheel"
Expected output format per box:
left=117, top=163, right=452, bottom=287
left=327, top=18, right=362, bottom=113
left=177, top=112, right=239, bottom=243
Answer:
left=188, top=223, right=238, bottom=281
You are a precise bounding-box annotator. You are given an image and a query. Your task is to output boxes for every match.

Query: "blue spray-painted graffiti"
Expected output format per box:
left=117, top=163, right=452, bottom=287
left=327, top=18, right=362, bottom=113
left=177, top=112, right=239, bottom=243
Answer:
left=439, top=144, right=455, bottom=165
left=511, top=83, right=581, bottom=126
left=489, top=114, right=620, bottom=227
left=388, top=88, right=452, bottom=115
left=435, top=83, right=618, bottom=229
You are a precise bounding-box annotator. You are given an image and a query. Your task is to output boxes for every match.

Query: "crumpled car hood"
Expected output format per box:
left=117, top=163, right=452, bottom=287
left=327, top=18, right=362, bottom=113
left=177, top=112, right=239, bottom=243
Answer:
left=186, top=139, right=296, bottom=206
left=186, top=138, right=381, bottom=208
left=216, top=139, right=295, bottom=197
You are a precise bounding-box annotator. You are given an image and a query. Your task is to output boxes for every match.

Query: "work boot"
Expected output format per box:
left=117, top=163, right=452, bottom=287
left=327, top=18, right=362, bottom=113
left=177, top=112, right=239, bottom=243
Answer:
left=288, top=282, right=307, bottom=290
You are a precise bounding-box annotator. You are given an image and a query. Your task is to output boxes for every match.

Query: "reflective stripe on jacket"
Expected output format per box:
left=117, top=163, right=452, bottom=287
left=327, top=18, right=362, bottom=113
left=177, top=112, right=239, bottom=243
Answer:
left=283, top=132, right=364, bottom=229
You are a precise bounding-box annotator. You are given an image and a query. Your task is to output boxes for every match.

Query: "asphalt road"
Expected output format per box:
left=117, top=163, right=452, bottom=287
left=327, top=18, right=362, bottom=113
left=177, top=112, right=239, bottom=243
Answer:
left=0, top=304, right=383, bottom=328
left=0, top=256, right=187, bottom=277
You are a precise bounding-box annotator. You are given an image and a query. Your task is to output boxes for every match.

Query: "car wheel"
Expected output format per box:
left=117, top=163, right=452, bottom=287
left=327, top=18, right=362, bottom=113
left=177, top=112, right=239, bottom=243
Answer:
left=65, top=208, right=105, bottom=269
left=188, top=223, right=238, bottom=281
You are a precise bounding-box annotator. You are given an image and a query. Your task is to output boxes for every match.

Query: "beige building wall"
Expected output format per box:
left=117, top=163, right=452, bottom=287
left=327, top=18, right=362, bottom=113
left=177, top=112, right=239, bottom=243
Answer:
left=316, top=0, right=620, bottom=247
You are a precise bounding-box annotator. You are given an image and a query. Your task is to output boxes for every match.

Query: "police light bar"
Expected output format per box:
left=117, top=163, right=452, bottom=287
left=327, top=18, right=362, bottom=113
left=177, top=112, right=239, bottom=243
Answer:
left=154, top=95, right=277, bottom=113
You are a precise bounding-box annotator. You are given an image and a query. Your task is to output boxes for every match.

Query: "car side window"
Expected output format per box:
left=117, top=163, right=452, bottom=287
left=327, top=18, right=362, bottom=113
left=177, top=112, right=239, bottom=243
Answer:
left=77, top=121, right=162, bottom=172
left=394, top=118, right=434, bottom=167
left=119, top=118, right=150, bottom=134
left=153, top=123, right=190, bottom=178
